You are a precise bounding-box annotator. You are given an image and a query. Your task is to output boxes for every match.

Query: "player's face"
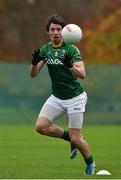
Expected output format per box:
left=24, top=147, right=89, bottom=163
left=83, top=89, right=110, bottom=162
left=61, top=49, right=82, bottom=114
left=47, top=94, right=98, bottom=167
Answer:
left=48, top=23, right=63, bottom=45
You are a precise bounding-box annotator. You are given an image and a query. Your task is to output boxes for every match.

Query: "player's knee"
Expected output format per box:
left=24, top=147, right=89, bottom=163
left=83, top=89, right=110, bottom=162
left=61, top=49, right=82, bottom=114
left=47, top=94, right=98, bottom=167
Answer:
left=35, top=117, right=50, bottom=134
left=35, top=118, right=47, bottom=134
left=35, top=121, right=44, bottom=134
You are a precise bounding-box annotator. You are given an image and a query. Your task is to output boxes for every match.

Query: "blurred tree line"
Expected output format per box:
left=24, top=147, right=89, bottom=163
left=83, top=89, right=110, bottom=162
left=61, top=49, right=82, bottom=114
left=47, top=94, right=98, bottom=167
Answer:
left=0, top=0, right=121, bottom=63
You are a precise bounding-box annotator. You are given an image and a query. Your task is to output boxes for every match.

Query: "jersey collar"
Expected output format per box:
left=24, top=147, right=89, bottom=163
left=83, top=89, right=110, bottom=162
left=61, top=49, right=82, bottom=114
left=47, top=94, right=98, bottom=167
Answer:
left=51, top=42, right=65, bottom=48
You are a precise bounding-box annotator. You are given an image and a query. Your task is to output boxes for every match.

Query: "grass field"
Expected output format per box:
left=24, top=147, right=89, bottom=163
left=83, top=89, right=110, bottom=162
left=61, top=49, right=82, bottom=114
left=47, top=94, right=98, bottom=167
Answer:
left=0, top=125, right=121, bottom=179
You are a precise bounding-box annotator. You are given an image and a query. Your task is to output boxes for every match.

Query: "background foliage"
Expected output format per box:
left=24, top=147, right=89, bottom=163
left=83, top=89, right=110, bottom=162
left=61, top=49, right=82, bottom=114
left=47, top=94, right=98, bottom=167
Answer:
left=0, top=0, right=121, bottom=63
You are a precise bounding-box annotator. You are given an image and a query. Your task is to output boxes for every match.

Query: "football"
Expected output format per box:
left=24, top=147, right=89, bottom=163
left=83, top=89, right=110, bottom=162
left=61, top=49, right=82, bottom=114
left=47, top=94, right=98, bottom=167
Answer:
left=61, top=24, right=82, bottom=43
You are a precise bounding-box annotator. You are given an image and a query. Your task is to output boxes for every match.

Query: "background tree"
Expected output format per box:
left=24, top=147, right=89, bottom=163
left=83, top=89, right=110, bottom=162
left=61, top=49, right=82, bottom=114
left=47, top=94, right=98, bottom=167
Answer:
left=0, top=0, right=121, bottom=63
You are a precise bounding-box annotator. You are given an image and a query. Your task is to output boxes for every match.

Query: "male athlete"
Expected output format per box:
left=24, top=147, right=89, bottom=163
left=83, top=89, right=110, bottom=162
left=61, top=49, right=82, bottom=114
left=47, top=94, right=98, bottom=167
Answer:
left=29, top=15, right=96, bottom=174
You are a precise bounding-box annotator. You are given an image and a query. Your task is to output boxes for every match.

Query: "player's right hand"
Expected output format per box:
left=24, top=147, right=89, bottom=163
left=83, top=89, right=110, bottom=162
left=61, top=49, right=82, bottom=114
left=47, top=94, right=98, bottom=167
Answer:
left=31, top=49, right=42, bottom=65
left=60, top=54, right=73, bottom=69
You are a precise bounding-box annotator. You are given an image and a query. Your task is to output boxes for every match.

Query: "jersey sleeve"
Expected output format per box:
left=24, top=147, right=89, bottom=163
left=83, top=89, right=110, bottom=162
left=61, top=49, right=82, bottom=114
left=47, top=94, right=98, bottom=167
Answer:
left=67, top=44, right=83, bottom=63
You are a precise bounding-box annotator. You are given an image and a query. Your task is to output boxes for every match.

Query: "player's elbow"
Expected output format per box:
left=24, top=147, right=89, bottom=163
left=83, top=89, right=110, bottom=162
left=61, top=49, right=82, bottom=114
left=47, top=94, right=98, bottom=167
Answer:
left=29, top=71, right=37, bottom=78
left=79, top=71, right=86, bottom=79
left=82, top=73, right=86, bottom=79
left=29, top=69, right=38, bottom=77
left=29, top=65, right=38, bottom=78
left=30, top=73, right=36, bottom=78
left=79, top=75, right=85, bottom=79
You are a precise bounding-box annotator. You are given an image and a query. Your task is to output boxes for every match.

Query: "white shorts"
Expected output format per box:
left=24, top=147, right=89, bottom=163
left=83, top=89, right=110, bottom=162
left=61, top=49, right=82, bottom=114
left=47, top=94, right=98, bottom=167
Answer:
left=38, top=92, right=87, bottom=129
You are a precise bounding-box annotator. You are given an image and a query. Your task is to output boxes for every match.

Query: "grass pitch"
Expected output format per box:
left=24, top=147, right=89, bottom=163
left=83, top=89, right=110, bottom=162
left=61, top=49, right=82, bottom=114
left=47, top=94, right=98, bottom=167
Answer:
left=0, top=125, right=121, bottom=179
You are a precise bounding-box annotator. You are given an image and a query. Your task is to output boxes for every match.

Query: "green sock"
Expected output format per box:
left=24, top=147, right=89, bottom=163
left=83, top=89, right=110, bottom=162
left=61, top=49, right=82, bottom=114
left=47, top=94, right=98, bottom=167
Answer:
left=61, top=130, right=70, bottom=141
left=84, top=155, right=93, bottom=165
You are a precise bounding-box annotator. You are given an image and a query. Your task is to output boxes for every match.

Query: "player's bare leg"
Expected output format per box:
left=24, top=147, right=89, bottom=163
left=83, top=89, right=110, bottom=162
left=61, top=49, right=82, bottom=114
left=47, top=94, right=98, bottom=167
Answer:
left=35, top=117, right=64, bottom=137
left=69, top=128, right=90, bottom=157
left=35, top=117, right=77, bottom=158
left=69, top=128, right=96, bottom=174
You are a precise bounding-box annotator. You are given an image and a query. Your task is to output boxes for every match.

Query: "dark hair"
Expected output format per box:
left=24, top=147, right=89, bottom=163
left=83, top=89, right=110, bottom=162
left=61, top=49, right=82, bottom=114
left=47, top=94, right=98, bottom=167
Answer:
left=46, top=14, right=67, bottom=32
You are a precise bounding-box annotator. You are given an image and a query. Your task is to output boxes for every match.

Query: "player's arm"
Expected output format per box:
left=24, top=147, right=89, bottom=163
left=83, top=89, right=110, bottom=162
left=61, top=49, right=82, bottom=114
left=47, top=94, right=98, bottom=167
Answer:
left=29, top=60, right=45, bottom=78
left=29, top=49, right=45, bottom=78
left=60, top=54, right=86, bottom=79
left=70, top=61, right=86, bottom=79
left=60, top=45, right=86, bottom=79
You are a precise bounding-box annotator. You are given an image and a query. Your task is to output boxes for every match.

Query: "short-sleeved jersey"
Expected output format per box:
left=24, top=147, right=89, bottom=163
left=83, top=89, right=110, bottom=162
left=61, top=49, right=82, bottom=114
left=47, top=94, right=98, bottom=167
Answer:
left=39, top=42, right=84, bottom=100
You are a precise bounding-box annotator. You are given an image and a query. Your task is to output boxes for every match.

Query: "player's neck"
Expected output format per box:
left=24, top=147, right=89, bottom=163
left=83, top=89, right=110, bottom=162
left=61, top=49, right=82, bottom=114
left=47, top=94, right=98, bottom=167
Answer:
left=52, top=40, right=63, bottom=48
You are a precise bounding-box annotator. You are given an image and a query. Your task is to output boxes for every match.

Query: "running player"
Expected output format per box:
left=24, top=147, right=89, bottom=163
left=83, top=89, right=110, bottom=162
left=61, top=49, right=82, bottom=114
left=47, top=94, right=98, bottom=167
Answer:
left=29, top=14, right=96, bottom=174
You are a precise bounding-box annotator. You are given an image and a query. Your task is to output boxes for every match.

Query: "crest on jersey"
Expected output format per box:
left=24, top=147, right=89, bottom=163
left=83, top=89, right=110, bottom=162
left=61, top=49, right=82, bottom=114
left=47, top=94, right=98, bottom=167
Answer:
left=54, top=51, right=58, bottom=56
left=61, top=49, right=66, bottom=55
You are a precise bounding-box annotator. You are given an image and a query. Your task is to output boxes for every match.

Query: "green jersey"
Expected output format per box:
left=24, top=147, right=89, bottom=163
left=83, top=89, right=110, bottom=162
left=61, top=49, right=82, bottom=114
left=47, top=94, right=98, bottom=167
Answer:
left=39, top=42, right=84, bottom=100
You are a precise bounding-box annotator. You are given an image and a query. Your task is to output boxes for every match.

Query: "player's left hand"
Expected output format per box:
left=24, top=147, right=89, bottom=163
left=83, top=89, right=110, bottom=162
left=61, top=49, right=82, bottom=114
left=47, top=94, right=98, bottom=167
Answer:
left=60, top=55, right=73, bottom=69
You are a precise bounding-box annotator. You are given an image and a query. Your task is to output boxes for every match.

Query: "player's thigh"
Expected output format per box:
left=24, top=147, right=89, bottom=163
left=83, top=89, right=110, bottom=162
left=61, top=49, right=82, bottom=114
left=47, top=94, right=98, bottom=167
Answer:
left=38, top=103, right=65, bottom=123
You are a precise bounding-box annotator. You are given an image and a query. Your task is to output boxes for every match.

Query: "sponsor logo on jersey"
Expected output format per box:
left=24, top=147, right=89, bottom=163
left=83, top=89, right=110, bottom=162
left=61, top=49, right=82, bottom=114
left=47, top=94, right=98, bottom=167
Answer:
left=46, top=58, right=63, bottom=65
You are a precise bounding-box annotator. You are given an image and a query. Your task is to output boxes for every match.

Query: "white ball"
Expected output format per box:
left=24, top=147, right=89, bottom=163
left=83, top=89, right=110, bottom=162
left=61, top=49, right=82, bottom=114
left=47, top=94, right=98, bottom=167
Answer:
left=61, top=24, right=82, bottom=43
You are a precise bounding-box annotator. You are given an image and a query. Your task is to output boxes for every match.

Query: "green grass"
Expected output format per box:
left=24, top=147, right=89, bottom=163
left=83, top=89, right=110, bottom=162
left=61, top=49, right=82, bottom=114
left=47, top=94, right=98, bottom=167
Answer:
left=0, top=125, right=121, bottom=179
